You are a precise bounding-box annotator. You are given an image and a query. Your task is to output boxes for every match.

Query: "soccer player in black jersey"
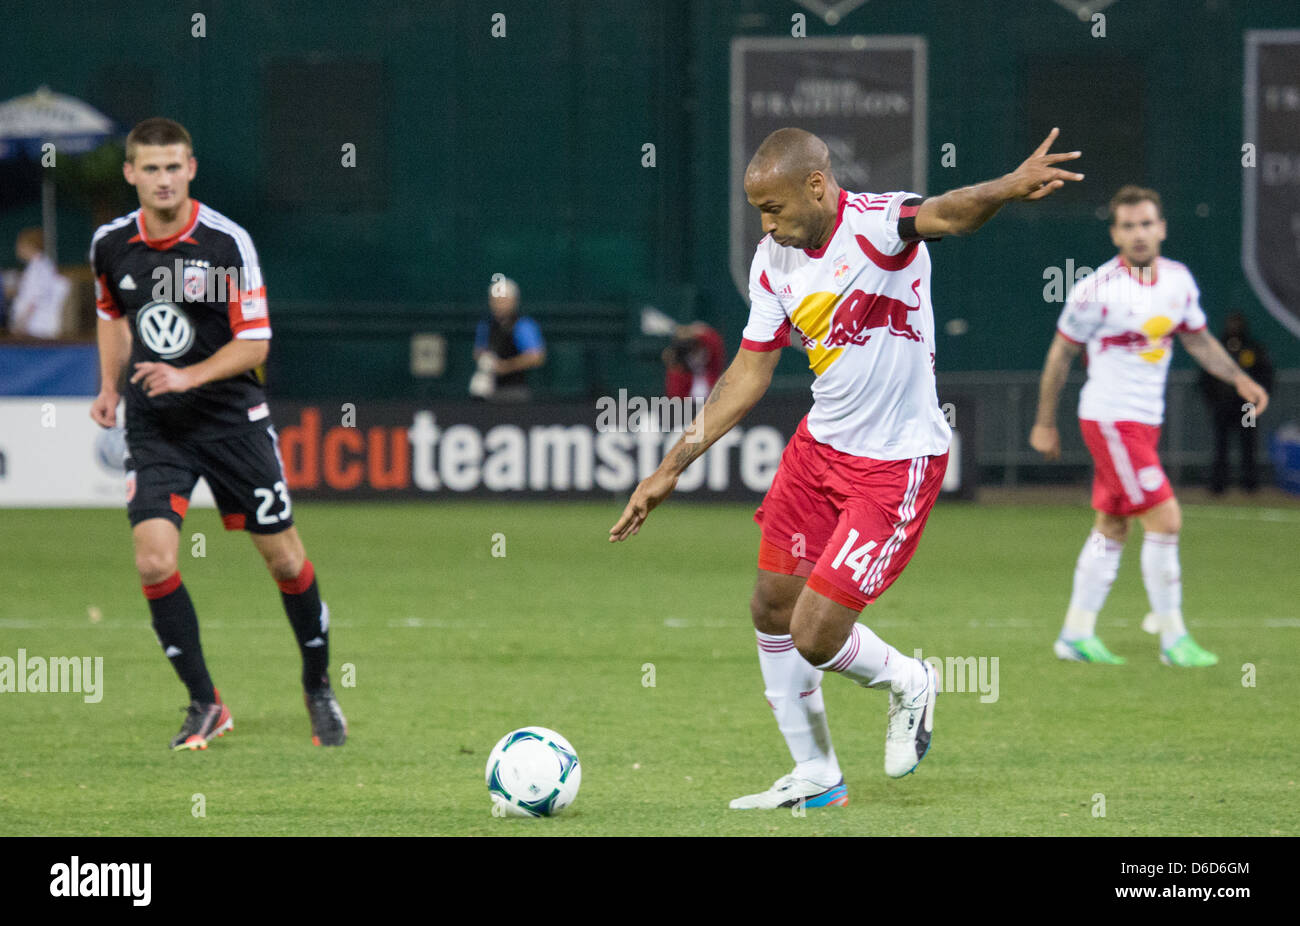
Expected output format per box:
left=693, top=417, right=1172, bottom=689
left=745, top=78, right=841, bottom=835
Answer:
left=89, top=118, right=347, bottom=750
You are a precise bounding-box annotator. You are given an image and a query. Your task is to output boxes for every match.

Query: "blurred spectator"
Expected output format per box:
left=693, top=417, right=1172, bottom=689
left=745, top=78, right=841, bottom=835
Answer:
left=471, top=276, right=545, bottom=402
left=663, top=322, right=724, bottom=401
left=1199, top=311, right=1274, bottom=493
left=6, top=227, right=69, bottom=339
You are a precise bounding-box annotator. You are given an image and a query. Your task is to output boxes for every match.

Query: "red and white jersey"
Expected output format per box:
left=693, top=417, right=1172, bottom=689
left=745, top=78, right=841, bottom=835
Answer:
left=1056, top=256, right=1207, bottom=425
left=741, top=189, right=951, bottom=460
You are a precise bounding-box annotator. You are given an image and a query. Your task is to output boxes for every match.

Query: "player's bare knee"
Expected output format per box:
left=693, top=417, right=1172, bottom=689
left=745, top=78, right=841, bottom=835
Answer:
left=264, top=547, right=305, bottom=583
left=1095, top=514, right=1128, bottom=543
left=135, top=549, right=177, bottom=585
left=788, top=607, right=836, bottom=666
left=790, top=621, right=837, bottom=668
left=750, top=589, right=792, bottom=635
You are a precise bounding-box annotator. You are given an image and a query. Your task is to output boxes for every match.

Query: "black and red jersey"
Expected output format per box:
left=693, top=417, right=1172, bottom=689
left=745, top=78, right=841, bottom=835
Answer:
left=90, top=200, right=273, bottom=441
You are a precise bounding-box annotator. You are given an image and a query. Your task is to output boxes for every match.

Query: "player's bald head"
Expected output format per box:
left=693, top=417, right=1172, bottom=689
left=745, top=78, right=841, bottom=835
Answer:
left=745, top=128, right=832, bottom=190
left=744, top=128, right=841, bottom=250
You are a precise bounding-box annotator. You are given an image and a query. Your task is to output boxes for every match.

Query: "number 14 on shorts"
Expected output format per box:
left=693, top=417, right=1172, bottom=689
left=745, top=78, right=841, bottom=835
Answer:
left=830, top=529, right=877, bottom=583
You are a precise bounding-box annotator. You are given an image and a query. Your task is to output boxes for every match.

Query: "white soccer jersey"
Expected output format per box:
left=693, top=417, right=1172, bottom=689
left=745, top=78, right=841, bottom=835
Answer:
left=741, top=189, right=951, bottom=460
left=1056, top=256, right=1207, bottom=425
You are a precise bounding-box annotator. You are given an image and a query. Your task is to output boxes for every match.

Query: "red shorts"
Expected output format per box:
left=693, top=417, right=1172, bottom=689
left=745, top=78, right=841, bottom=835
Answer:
left=754, top=417, right=948, bottom=611
left=1079, top=419, right=1173, bottom=516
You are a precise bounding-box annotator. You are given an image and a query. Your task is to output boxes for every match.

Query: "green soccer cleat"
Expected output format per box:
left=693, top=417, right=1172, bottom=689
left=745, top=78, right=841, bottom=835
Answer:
left=1160, top=635, right=1219, bottom=667
left=1053, top=635, right=1126, bottom=665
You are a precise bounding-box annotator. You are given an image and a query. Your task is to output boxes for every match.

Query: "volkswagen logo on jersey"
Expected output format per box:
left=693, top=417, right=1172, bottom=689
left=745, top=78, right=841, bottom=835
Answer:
left=136, top=300, right=196, bottom=360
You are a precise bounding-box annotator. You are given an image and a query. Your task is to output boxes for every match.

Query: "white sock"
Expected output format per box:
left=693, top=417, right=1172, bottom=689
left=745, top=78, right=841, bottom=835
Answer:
left=755, top=631, right=841, bottom=786
left=1141, top=531, right=1187, bottom=648
left=1062, top=531, right=1123, bottom=640
left=816, top=623, right=925, bottom=695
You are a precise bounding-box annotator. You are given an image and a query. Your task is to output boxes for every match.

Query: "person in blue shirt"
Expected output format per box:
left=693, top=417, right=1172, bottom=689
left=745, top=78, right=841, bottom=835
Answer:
left=472, top=276, right=545, bottom=401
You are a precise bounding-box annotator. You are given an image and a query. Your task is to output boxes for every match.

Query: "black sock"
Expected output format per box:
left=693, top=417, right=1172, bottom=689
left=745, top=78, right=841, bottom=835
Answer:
left=278, top=560, right=330, bottom=691
left=144, top=573, right=216, bottom=703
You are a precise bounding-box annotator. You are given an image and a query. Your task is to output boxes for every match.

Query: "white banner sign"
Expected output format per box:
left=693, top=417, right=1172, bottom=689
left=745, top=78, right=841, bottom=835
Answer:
left=0, top=398, right=214, bottom=508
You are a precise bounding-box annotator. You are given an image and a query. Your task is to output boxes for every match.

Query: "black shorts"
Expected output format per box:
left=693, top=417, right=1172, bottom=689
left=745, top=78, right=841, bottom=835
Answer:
left=124, top=425, right=295, bottom=534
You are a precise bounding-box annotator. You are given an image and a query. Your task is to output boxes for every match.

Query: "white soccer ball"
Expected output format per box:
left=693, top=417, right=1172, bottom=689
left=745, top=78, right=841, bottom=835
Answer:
left=485, top=726, right=581, bottom=818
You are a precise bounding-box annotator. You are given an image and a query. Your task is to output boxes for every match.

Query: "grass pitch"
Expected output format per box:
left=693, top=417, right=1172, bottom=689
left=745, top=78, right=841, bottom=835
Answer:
left=1, top=500, right=1296, bottom=836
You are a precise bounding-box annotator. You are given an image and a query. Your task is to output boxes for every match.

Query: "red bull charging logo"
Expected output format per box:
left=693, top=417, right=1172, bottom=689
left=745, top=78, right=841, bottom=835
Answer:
left=824, top=278, right=924, bottom=347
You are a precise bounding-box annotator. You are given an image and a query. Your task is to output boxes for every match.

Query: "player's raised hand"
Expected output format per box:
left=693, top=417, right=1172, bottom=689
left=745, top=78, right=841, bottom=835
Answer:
left=1235, top=373, right=1269, bottom=417
left=609, top=469, right=679, bottom=542
left=1007, top=128, right=1084, bottom=201
left=131, top=361, right=195, bottom=397
left=1029, top=422, right=1062, bottom=461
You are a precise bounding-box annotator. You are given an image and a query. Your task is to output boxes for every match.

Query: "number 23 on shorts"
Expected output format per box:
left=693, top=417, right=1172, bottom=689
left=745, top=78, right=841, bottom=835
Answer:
left=254, top=480, right=292, bottom=525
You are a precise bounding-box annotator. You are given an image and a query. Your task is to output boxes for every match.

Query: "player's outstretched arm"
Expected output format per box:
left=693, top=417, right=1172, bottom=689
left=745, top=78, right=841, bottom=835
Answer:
left=1029, top=332, right=1082, bottom=460
left=915, top=127, right=1084, bottom=238
left=91, top=316, right=132, bottom=428
left=609, top=346, right=780, bottom=542
left=1178, top=327, right=1270, bottom=416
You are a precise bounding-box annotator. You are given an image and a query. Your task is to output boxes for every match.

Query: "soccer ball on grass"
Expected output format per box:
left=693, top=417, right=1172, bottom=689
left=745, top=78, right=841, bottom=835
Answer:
left=485, top=726, right=581, bottom=818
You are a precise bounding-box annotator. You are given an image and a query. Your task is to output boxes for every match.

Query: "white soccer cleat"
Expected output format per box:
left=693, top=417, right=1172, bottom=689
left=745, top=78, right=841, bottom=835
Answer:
left=728, top=773, right=848, bottom=809
left=884, top=662, right=937, bottom=778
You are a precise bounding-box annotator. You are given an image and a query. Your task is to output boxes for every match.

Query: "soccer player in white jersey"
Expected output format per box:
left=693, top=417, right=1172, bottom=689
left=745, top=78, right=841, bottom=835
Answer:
left=1030, top=185, right=1270, bottom=667
left=610, top=127, right=1083, bottom=808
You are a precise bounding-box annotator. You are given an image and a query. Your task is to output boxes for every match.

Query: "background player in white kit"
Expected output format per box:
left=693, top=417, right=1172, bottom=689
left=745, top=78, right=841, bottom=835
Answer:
left=1030, top=186, right=1270, bottom=667
left=611, top=127, right=1083, bottom=808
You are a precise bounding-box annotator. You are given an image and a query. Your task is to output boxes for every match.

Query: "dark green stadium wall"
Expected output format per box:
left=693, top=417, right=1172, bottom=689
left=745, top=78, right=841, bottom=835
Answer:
left=2, top=0, right=1297, bottom=398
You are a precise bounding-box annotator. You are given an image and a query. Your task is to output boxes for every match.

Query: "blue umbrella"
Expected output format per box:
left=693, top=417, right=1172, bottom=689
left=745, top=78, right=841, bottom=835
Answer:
left=0, top=86, right=115, bottom=260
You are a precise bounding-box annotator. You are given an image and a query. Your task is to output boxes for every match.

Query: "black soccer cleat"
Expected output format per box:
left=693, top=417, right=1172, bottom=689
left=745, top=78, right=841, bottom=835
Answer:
left=305, top=686, right=347, bottom=746
left=170, top=689, right=233, bottom=751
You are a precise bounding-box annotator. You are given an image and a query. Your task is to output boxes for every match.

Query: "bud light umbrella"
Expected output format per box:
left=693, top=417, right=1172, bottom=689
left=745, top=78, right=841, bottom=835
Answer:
left=0, top=86, right=115, bottom=260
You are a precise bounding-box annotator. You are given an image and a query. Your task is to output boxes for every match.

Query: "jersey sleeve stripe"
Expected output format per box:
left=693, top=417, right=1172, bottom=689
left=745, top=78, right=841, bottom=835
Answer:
left=229, top=282, right=270, bottom=336
left=88, top=213, right=136, bottom=319
left=198, top=208, right=264, bottom=291
left=1056, top=326, right=1086, bottom=345
left=94, top=273, right=121, bottom=319
left=742, top=318, right=791, bottom=352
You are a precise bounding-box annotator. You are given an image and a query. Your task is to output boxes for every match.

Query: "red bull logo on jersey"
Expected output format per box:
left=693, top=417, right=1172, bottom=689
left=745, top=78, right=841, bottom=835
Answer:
left=1099, top=314, right=1175, bottom=363
left=824, top=278, right=923, bottom=346
left=789, top=279, right=924, bottom=375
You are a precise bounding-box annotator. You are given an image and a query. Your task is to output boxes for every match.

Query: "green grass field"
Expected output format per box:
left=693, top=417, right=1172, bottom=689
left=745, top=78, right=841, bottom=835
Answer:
left=1, top=500, right=1296, bottom=836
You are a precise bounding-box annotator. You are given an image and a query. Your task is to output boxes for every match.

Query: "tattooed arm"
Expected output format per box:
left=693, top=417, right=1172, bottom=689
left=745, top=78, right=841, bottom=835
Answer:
left=609, top=347, right=781, bottom=541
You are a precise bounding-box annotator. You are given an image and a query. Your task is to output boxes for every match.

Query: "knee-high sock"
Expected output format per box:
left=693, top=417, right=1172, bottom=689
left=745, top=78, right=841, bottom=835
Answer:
left=278, top=560, right=330, bottom=691
left=756, top=631, right=841, bottom=786
left=1062, top=531, right=1124, bottom=640
left=145, top=572, right=216, bottom=704
left=1141, top=532, right=1187, bottom=648
left=816, top=623, right=926, bottom=695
